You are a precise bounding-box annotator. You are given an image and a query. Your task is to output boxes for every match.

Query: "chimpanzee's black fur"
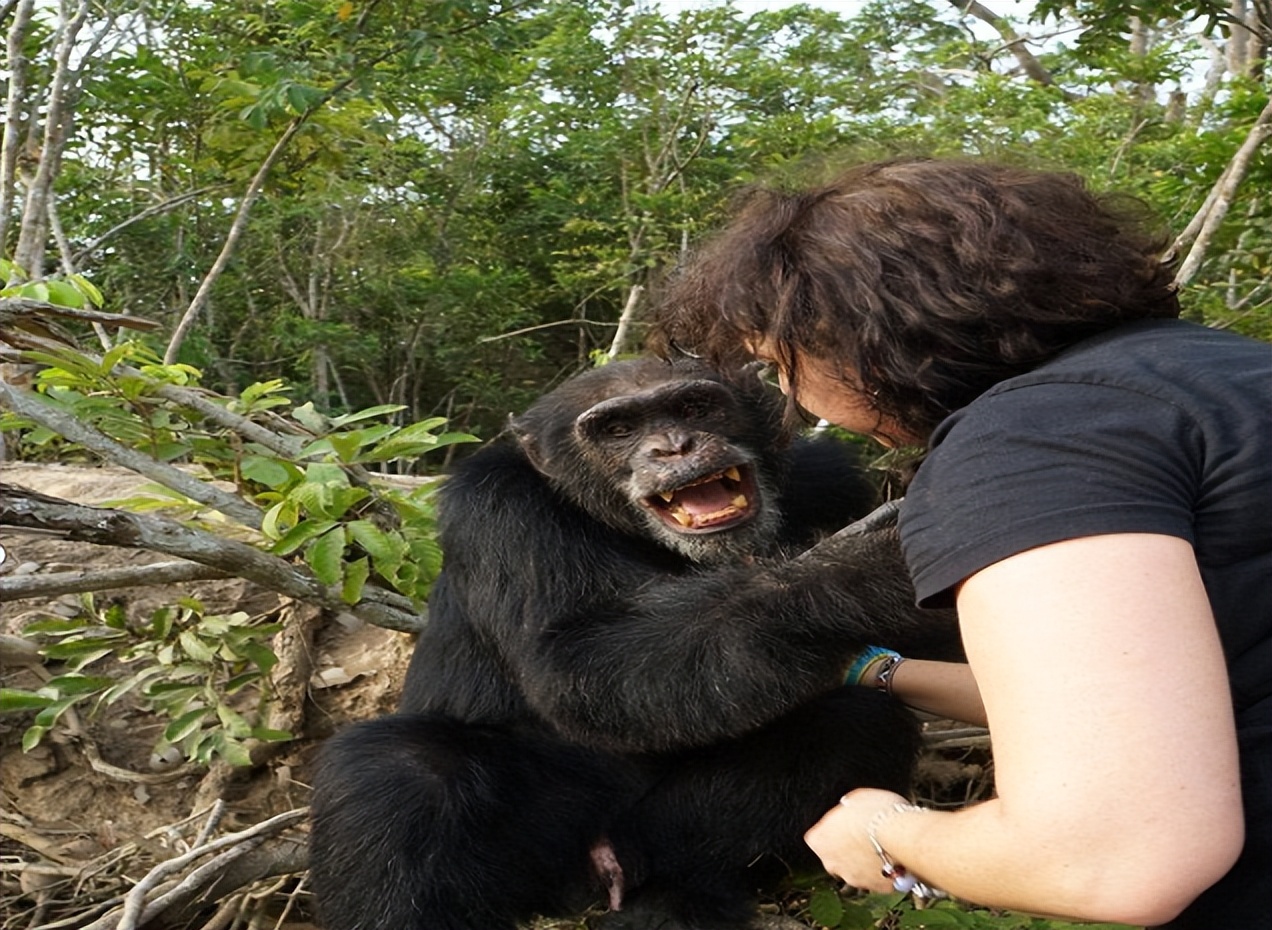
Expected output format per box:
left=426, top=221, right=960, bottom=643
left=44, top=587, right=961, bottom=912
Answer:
left=309, top=357, right=961, bottom=930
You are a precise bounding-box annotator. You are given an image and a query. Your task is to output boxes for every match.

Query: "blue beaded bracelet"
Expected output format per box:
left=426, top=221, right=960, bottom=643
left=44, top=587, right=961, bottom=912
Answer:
left=843, top=645, right=901, bottom=687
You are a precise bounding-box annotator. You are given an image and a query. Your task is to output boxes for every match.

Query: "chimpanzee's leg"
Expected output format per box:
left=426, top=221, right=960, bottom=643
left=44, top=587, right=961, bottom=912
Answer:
left=608, top=687, right=921, bottom=928
left=309, top=714, right=637, bottom=930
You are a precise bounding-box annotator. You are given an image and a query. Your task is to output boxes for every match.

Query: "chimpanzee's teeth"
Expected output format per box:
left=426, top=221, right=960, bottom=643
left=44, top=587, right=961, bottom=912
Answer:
left=732, top=495, right=748, bottom=508
left=658, top=490, right=676, bottom=502
left=671, top=509, right=694, bottom=527
left=724, top=467, right=741, bottom=482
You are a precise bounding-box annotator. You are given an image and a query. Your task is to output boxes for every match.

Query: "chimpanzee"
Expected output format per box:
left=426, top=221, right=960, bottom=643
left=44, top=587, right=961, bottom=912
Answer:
left=308, top=357, right=961, bottom=930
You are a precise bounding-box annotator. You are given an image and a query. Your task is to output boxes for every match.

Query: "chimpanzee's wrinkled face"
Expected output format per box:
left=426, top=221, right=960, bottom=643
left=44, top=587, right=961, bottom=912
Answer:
left=512, top=360, right=786, bottom=564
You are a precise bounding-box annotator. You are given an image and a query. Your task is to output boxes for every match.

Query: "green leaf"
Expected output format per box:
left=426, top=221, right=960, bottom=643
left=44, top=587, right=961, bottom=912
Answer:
left=239, top=640, right=279, bottom=674
left=144, top=682, right=202, bottom=701
left=216, top=703, right=253, bottom=738
left=306, top=527, right=346, bottom=586
left=44, top=674, right=115, bottom=695
left=346, top=520, right=401, bottom=566
left=342, top=555, right=370, bottom=604
left=251, top=726, right=293, bottom=743
left=837, top=901, right=880, bottom=930
left=42, top=279, right=85, bottom=309
left=898, top=905, right=975, bottom=927
left=178, top=629, right=217, bottom=663
left=261, top=498, right=298, bottom=540
left=241, top=455, right=299, bottom=489
left=164, top=706, right=212, bottom=743
left=102, top=666, right=167, bottom=704
left=22, top=617, right=87, bottom=635
left=216, top=734, right=254, bottom=767
left=33, top=696, right=82, bottom=727
left=326, top=431, right=362, bottom=462
left=327, top=404, right=406, bottom=427
left=69, top=273, right=104, bottom=307
left=22, top=725, right=49, bottom=752
left=806, top=888, right=845, bottom=927
left=225, top=670, right=263, bottom=693
left=292, top=401, right=328, bottom=432
left=0, top=688, right=57, bottom=713
left=272, top=518, right=339, bottom=556
left=44, top=644, right=115, bottom=667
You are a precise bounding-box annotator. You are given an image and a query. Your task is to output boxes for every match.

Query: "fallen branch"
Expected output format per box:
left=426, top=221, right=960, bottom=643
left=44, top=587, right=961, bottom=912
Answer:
left=0, top=483, right=425, bottom=631
left=80, top=808, right=308, bottom=930
left=0, top=297, right=159, bottom=333
left=0, top=380, right=264, bottom=529
left=0, top=559, right=229, bottom=600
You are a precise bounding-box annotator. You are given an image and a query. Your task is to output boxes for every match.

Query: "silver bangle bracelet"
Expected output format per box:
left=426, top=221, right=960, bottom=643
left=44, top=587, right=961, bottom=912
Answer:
left=861, top=801, right=948, bottom=901
left=873, top=653, right=906, bottom=697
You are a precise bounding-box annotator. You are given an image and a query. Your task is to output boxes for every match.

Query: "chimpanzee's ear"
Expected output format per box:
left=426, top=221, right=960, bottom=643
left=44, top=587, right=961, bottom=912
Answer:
left=509, top=412, right=556, bottom=479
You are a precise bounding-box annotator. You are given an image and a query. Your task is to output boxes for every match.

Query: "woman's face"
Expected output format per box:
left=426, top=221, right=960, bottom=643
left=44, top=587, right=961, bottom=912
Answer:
left=749, top=338, right=914, bottom=447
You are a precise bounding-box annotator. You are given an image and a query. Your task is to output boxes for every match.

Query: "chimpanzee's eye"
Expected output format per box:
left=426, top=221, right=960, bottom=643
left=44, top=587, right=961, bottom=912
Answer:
left=603, top=420, right=634, bottom=438
left=677, top=388, right=723, bottom=422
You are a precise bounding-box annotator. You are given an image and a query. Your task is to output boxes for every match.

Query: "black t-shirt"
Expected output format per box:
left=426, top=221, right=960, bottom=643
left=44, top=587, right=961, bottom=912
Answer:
left=900, top=318, right=1272, bottom=927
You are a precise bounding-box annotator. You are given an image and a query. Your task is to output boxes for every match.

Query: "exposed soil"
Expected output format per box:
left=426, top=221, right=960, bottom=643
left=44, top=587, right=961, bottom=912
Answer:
left=1, top=463, right=415, bottom=928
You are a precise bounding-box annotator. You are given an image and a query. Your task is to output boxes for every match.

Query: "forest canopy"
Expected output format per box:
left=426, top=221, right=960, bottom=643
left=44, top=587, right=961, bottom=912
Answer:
left=2, top=0, right=1269, bottom=443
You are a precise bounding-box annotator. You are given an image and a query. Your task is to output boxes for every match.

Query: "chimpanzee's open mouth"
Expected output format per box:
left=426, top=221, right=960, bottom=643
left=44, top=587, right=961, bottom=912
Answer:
left=644, top=465, right=758, bottom=534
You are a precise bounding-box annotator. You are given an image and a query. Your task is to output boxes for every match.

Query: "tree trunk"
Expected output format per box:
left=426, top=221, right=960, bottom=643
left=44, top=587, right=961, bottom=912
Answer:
left=12, top=0, right=90, bottom=279
left=0, top=0, right=35, bottom=259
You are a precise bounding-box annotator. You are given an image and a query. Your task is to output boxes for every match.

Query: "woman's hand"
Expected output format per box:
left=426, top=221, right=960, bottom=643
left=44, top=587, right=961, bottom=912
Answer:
left=804, top=787, right=912, bottom=893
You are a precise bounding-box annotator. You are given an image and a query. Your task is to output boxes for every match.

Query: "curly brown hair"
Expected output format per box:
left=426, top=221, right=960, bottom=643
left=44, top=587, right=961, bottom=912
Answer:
left=651, top=157, right=1181, bottom=440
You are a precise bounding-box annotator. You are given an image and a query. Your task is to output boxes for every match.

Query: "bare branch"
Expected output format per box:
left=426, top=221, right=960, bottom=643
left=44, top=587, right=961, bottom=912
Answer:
left=81, top=808, right=308, bottom=930
left=13, top=0, right=91, bottom=277
left=163, top=117, right=310, bottom=364
left=0, top=559, right=228, bottom=601
left=607, top=284, right=645, bottom=359
left=0, top=380, right=265, bottom=528
left=1172, top=96, right=1272, bottom=288
left=0, top=297, right=159, bottom=332
left=0, top=483, right=425, bottom=631
left=948, top=0, right=1066, bottom=92
left=0, top=0, right=35, bottom=252
left=70, top=186, right=226, bottom=266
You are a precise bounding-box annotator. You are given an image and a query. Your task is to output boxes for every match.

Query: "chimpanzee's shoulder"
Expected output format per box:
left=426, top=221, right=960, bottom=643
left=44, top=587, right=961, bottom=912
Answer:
left=779, top=436, right=880, bottom=538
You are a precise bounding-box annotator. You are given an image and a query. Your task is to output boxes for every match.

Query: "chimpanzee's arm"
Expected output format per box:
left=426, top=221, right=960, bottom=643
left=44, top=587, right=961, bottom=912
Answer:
left=436, top=443, right=955, bottom=755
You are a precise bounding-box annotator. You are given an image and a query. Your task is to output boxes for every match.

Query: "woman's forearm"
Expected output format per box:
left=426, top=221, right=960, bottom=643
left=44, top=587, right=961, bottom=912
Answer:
left=861, top=658, right=988, bottom=727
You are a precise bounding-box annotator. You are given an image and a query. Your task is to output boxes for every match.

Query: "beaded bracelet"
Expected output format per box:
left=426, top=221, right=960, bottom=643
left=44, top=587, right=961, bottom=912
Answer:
left=843, top=645, right=901, bottom=687
left=858, top=800, right=948, bottom=902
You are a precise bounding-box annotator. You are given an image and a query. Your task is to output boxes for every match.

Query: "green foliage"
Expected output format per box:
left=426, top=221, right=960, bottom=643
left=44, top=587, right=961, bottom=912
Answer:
left=1, top=260, right=104, bottom=309
left=1, top=340, right=475, bottom=763
left=800, top=883, right=1133, bottom=929
left=1, top=596, right=287, bottom=768
left=2, top=341, right=474, bottom=606
left=20, top=0, right=1264, bottom=445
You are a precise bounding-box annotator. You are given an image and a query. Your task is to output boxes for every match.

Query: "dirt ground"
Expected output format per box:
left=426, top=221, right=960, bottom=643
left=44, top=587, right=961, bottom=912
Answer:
left=1, top=463, right=416, bottom=928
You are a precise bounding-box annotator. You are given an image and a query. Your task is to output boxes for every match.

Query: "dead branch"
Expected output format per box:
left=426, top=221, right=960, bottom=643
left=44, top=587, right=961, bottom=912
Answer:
left=0, top=0, right=36, bottom=251
left=0, top=297, right=159, bottom=333
left=163, top=117, right=309, bottom=364
left=0, top=482, right=424, bottom=631
left=606, top=284, right=645, bottom=359
left=69, top=187, right=226, bottom=267
left=0, top=380, right=265, bottom=528
left=12, top=0, right=91, bottom=278
left=79, top=808, right=308, bottom=930
left=0, top=559, right=228, bottom=600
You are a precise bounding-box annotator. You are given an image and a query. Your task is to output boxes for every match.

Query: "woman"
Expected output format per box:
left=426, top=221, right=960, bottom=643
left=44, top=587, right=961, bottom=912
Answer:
left=652, top=157, right=1271, bottom=928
